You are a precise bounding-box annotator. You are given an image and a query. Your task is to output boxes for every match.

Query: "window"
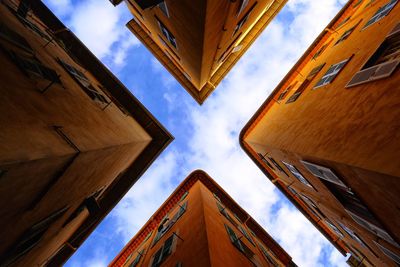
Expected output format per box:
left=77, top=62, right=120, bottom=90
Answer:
left=225, top=225, right=261, bottom=266
left=337, top=222, right=366, bottom=246
left=237, top=0, right=249, bottom=16
left=153, top=202, right=187, bottom=245
left=59, top=59, right=108, bottom=104
left=346, top=209, right=397, bottom=245
left=257, top=241, right=280, bottom=267
left=217, top=202, right=254, bottom=245
left=124, top=249, right=144, bottom=267
left=233, top=3, right=256, bottom=36
left=158, top=2, right=169, bottom=17
left=374, top=241, right=400, bottom=264
left=257, top=153, right=275, bottom=170
left=347, top=23, right=400, bottom=87
left=213, top=192, right=222, bottom=202
left=335, top=24, right=358, bottom=45
left=0, top=23, right=32, bottom=53
left=277, top=82, right=297, bottom=101
left=2, top=206, right=68, bottom=266
left=313, top=58, right=350, bottom=88
left=324, top=220, right=344, bottom=238
left=157, top=19, right=177, bottom=48
left=286, top=63, right=325, bottom=103
left=179, top=191, right=188, bottom=202
left=282, top=161, right=314, bottom=189
left=134, top=0, right=164, bottom=10
left=300, top=161, right=349, bottom=189
left=268, top=157, right=289, bottom=176
left=151, top=234, right=175, bottom=267
left=15, top=13, right=52, bottom=43
left=320, top=178, right=397, bottom=245
left=7, top=51, right=60, bottom=83
left=300, top=193, right=324, bottom=219
left=363, top=0, right=398, bottom=29
left=313, top=44, right=328, bottom=59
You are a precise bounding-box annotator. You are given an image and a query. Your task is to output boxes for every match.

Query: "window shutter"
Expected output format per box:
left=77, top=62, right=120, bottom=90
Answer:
left=346, top=66, right=378, bottom=87
left=162, top=235, right=174, bottom=259
left=371, top=59, right=400, bottom=79
left=300, top=161, right=348, bottom=188
left=374, top=241, right=400, bottom=264
left=151, top=248, right=162, bottom=267
left=345, top=209, right=396, bottom=245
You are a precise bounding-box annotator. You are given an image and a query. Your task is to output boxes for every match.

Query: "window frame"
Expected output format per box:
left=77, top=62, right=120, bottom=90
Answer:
left=363, top=0, right=398, bottom=29
left=313, top=58, right=351, bottom=89
left=282, top=161, right=314, bottom=189
left=156, top=18, right=177, bottom=49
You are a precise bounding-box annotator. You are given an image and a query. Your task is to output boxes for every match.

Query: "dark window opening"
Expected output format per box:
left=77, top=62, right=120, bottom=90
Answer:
left=258, top=241, right=280, bottom=267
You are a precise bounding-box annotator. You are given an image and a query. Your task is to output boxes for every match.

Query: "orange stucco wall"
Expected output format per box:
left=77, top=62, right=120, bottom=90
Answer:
left=244, top=0, right=400, bottom=266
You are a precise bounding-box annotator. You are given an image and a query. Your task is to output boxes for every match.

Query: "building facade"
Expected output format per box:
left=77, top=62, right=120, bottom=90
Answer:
left=110, top=170, right=297, bottom=267
left=0, top=0, right=172, bottom=266
left=240, top=0, right=400, bottom=266
left=110, top=0, right=287, bottom=104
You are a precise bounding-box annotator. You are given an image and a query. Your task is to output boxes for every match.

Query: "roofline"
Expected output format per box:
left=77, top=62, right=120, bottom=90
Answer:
left=239, top=0, right=358, bottom=257
left=110, top=169, right=295, bottom=266
left=26, top=0, right=173, bottom=264
left=125, top=0, right=287, bottom=104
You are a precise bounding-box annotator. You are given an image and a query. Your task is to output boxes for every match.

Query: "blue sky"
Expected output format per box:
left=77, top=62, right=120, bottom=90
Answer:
left=43, top=0, right=349, bottom=266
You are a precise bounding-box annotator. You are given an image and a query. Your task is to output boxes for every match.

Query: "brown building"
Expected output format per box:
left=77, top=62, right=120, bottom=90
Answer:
left=0, top=0, right=172, bottom=266
left=240, top=0, right=400, bottom=266
left=109, top=0, right=287, bottom=104
left=109, top=170, right=297, bottom=267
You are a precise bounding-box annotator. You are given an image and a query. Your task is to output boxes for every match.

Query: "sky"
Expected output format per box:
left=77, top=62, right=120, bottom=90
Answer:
left=43, top=0, right=349, bottom=266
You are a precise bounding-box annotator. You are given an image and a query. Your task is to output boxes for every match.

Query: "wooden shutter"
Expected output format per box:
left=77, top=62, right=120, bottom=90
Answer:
left=346, top=66, right=377, bottom=87
left=372, top=59, right=399, bottom=79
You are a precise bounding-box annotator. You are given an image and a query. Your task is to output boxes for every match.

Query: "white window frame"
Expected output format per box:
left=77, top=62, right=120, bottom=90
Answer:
left=158, top=1, right=170, bottom=18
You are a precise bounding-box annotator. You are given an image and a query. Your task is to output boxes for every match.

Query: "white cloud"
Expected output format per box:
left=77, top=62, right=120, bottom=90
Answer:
left=135, top=0, right=348, bottom=266
left=54, top=0, right=350, bottom=266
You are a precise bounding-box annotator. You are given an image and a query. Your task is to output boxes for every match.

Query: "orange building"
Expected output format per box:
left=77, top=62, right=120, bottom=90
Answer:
left=109, top=0, right=287, bottom=104
left=240, top=0, right=400, bottom=266
left=0, top=0, right=172, bottom=266
left=110, top=170, right=297, bottom=267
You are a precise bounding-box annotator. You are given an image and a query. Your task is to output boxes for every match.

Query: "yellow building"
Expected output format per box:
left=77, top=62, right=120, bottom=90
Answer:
left=110, top=0, right=287, bottom=104
left=110, top=170, right=297, bottom=267
left=0, top=0, right=172, bottom=266
left=241, top=0, right=400, bottom=266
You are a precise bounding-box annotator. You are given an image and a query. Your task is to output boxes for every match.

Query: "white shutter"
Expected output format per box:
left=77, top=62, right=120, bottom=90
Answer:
left=371, top=59, right=400, bottom=79
left=300, top=160, right=348, bottom=188
left=345, top=209, right=397, bottom=245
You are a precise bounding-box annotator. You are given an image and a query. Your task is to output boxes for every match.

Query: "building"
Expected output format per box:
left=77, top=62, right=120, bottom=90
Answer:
left=109, top=0, right=287, bottom=104
left=110, top=170, right=297, bottom=267
left=240, top=0, right=400, bottom=266
left=0, top=0, right=172, bottom=266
